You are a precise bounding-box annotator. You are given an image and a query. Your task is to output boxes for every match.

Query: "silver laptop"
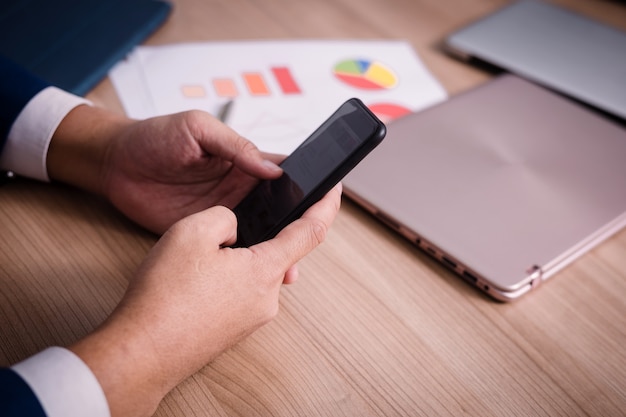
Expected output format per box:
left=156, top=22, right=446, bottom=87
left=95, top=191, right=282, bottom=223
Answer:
left=444, top=0, right=626, bottom=120
left=343, top=75, right=626, bottom=301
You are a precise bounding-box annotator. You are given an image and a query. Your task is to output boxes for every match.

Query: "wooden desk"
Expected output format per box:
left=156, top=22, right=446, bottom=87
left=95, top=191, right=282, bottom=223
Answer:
left=2, top=0, right=625, bottom=415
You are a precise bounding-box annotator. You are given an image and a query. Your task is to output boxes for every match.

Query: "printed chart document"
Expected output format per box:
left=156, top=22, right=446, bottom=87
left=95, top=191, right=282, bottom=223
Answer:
left=110, top=40, right=447, bottom=154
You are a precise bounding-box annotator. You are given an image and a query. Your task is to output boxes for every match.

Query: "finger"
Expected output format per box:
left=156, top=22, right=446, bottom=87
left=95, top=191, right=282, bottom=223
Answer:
left=261, top=152, right=287, bottom=165
left=251, top=183, right=342, bottom=272
left=232, top=138, right=283, bottom=178
left=283, top=264, right=299, bottom=284
left=299, top=182, right=342, bottom=223
left=187, top=112, right=282, bottom=178
left=177, top=205, right=238, bottom=248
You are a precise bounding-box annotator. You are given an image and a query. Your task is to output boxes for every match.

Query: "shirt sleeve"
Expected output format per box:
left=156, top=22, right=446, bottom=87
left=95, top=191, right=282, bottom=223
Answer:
left=0, top=86, right=91, bottom=181
left=10, top=347, right=110, bottom=417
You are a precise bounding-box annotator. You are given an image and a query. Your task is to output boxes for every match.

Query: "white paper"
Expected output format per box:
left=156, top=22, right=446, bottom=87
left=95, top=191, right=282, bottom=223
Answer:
left=109, top=40, right=447, bottom=154
left=109, top=52, right=157, bottom=120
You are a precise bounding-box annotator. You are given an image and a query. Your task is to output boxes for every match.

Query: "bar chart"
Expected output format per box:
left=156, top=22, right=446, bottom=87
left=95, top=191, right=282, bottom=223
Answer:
left=181, top=66, right=302, bottom=99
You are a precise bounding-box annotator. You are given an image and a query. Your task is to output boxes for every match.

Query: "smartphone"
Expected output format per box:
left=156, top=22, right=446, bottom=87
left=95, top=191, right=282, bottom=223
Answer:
left=232, top=98, right=386, bottom=247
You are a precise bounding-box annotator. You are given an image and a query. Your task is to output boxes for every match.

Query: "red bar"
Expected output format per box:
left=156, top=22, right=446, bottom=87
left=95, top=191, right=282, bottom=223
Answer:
left=271, top=66, right=301, bottom=94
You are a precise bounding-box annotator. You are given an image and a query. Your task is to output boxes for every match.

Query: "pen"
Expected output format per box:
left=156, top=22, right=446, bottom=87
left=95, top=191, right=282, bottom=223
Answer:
left=218, top=100, right=234, bottom=123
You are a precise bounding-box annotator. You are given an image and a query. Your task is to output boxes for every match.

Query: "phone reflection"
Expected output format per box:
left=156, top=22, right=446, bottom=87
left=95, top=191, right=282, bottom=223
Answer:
left=235, top=173, right=304, bottom=247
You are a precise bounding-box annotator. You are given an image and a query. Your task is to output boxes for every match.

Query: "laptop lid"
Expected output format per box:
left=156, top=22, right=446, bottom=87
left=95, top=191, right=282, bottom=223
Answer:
left=444, top=0, right=626, bottom=120
left=343, top=75, right=626, bottom=301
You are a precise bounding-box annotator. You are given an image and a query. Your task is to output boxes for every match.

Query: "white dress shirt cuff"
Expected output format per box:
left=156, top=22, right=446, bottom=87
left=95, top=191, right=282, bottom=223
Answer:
left=0, top=86, right=91, bottom=181
left=11, top=346, right=110, bottom=417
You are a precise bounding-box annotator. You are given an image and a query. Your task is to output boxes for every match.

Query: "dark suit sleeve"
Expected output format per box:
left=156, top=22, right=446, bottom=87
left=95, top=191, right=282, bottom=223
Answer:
left=0, top=368, right=47, bottom=417
left=0, top=55, right=49, bottom=150
left=0, top=58, right=50, bottom=415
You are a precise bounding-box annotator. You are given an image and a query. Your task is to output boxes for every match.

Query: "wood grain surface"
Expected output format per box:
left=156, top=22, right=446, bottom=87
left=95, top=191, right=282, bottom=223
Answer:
left=2, top=1, right=625, bottom=416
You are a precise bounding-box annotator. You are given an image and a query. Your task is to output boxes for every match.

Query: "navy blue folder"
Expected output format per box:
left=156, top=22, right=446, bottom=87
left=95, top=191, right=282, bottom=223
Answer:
left=0, top=0, right=171, bottom=96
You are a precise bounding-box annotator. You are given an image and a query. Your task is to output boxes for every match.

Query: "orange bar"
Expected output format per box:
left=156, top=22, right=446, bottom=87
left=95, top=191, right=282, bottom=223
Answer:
left=180, top=85, right=206, bottom=98
left=212, top=78, right=238, bottom=98
left=243, top=73, right=270, bottom=95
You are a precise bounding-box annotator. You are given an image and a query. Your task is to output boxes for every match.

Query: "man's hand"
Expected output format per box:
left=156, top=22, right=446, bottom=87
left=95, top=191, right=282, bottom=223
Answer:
left=69, top=183, right=342, bottom=417
left=48, top=106, right=283, bottom=233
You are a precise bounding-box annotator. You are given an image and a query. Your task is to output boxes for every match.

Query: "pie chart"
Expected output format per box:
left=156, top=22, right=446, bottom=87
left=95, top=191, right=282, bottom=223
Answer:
left=368, top=103, right=412, bottom=123
left=333, top=59, right=398, bottom=90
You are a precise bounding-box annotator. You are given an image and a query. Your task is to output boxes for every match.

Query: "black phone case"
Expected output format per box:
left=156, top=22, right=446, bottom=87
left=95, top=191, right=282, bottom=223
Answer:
left=233, top=98, right=386, bottom=247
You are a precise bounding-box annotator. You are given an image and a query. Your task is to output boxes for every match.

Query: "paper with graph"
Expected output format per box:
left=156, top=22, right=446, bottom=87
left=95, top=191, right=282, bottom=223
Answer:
left=110, top=40, right=447, bottom=154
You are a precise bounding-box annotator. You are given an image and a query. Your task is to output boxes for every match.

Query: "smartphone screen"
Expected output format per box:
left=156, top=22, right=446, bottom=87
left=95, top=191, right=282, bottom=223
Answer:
left=232, top=98, right=386, bottom=247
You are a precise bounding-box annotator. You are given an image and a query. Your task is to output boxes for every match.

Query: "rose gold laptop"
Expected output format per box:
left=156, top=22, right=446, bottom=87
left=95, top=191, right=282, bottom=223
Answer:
left=344, top=75, right=626, bottom=301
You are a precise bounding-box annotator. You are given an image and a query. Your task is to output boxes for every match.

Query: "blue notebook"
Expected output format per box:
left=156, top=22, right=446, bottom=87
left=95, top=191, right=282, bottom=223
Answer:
left=0, top=0, right=171, bottom=96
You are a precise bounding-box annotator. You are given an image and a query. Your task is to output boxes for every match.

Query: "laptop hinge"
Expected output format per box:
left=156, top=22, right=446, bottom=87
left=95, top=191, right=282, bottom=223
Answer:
left=527, top=265, right=543, bottom=289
